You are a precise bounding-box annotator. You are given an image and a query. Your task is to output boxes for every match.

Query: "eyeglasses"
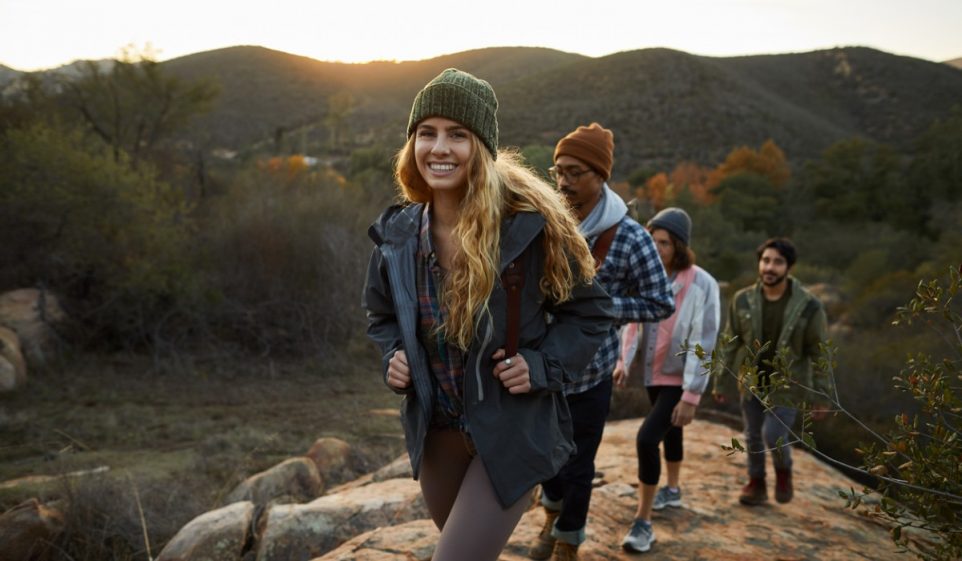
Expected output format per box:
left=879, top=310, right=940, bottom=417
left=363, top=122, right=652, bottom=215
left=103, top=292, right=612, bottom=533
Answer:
left=548, top=166, right=594, bottom=184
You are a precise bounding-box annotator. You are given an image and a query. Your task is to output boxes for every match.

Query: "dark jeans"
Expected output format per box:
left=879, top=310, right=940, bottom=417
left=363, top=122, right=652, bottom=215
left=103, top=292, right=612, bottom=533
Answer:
left=741, top=394, right=797, bottom=479
left=636, top=385, right=684, bottom=485
left=541, top=377, right=613, bottom=534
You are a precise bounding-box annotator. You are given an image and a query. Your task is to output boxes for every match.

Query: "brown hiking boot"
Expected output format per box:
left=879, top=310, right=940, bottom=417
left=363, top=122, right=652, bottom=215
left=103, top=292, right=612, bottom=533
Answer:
left=551, top=541, right=579, bottom=561
left=528, top=507, right=559, bottom=560
left=775, top=469, right=794, bottom=503
left=739, top=477, right=768, bottom=505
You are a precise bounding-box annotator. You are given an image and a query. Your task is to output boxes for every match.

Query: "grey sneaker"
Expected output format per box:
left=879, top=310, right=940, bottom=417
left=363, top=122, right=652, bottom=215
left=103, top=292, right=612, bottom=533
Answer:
left=652, top=486, right=682, bottom=510
left=622, top=519, right=656, bottom=553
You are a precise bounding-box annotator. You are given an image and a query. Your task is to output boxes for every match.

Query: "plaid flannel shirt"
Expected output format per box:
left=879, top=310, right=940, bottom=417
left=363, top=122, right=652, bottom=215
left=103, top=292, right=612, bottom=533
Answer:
left=415, top=206, right=465, bottom=428
left=564, top=215, right=674, bottom=395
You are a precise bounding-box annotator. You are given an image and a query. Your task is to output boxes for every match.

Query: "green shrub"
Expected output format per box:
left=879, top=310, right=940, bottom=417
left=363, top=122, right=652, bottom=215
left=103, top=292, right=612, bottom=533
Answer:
left=845, top=267, right=962, bottom=560
left=0, top=122, right=194, bottom=348
left=194, top=162, right=381, bottom=354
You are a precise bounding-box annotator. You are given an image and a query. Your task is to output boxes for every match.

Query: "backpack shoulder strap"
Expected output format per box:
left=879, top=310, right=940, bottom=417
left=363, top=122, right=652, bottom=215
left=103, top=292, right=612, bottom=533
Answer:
left=501, top=219, right=618, bottom=358
left=591, top=222, right=620, bottom=270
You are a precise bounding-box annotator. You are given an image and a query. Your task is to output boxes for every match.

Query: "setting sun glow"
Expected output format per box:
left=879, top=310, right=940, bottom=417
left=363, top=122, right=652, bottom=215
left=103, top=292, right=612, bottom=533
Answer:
left=1, top=0, right=961, bottom=71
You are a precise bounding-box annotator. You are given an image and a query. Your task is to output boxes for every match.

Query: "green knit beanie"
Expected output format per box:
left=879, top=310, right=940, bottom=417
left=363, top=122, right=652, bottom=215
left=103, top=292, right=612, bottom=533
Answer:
left=407, top=68, right=499, bottom=158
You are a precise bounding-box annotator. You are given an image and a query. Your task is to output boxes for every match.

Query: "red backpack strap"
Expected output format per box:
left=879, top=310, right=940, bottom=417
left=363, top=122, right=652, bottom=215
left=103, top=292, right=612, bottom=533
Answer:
left=591, top=222, right=620, bottom=270
left=501, top=251, right=525, bottom=359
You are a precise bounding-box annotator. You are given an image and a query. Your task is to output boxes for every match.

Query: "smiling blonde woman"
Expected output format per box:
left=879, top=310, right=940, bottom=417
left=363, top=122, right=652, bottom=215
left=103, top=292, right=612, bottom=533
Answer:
left=362, top=68, right=614, bottom=561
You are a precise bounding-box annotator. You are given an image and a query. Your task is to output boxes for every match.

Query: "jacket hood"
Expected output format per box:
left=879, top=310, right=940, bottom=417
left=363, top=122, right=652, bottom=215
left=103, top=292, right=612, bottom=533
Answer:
left=368, top=204, right=419, bottom=247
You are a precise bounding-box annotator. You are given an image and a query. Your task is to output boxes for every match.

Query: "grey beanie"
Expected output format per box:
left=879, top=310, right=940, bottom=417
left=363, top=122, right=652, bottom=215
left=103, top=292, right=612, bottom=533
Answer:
left=647, top=207, right=692, bottom=246
left=407, top=68, right=499, bottom=158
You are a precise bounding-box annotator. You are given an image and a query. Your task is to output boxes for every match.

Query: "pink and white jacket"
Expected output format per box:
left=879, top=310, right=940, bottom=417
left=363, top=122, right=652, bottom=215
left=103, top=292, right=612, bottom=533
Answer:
left=619, top=265, right=720, bottom=405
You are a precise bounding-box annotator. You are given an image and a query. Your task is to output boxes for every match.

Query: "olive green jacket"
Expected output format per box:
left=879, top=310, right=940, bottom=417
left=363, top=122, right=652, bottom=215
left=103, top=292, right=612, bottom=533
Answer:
left=712, top=277, right=831, bottom=405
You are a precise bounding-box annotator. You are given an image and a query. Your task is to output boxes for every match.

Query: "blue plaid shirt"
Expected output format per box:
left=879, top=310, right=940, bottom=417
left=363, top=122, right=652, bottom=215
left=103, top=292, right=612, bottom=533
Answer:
left=565, top=215, right=674, bottom=395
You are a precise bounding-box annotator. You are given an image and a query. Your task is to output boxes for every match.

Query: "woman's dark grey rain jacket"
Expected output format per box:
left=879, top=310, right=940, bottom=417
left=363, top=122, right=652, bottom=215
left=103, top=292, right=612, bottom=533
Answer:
left=362, top=203, right=614, bottom=507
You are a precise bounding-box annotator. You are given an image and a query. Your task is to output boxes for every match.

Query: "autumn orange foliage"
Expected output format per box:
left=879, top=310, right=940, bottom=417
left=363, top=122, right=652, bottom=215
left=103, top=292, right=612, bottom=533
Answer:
left=670, top=161, right=714, bottom=204
left=631, top=139, right=789, bottom=211
left=254, top=155, right=349, bottom=189
left=263, top=155, right=308, bottom=175
left=707, top=139, right=790, bottom=192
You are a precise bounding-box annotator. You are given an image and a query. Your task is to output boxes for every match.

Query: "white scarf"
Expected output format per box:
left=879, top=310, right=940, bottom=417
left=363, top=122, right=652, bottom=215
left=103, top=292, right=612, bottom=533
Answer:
left=579, top=182, right=627, bottom=241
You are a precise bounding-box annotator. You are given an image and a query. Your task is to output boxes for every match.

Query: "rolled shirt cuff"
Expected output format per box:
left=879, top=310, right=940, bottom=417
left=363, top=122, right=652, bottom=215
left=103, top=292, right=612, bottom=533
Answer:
left=681, top=389, right=702, bottom=406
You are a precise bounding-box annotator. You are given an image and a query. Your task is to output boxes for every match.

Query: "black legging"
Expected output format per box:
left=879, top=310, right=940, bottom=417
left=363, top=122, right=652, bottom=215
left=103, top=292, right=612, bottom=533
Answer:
left=636, top=385, right=684, bottom=485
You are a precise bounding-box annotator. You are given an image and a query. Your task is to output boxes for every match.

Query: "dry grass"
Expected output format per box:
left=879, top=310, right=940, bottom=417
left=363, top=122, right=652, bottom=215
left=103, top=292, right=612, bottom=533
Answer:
left=0, top=347, right=405, bottom=559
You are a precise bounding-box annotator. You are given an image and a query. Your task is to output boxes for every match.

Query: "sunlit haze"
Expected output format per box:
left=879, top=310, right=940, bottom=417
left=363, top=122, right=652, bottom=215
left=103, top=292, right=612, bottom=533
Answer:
left=2, top=0, right=961, bottom=71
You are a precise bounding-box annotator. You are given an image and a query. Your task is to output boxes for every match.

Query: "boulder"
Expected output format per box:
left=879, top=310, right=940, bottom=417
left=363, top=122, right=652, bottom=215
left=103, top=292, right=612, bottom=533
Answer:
left=371, top=455, right=412, bottom=483
left=312, top=519, right=438, bottom=561
left=155, top=501, right=255, bottom=561
left=0, top=325, right=27, bottom=391
left=326, top=454, right=412, bottom=495
left=0, top=498, right=65, bottom=561
left=0, top=289, right=66, bottom=366
left=225, top=457, right=322, bottom=506
left=255, top=478, right=426, bottom=561
left=305, top=437, right=353, bottom=483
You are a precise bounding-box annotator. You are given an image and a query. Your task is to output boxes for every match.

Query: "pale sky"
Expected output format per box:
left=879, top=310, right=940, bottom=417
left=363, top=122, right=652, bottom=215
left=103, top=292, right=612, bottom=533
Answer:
left=2, top=0, right=961, bottom=71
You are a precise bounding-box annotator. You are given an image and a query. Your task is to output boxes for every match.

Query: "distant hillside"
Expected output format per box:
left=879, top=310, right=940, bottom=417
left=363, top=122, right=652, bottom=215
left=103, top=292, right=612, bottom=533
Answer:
left=946, top=57, right=962, bottom=69
left=161, top=46, right=586, bottom=155
left=11, top=46, right=962, bottom=174
left=497, top=48, right=857, bottom=167
left=159, top=45, right=962, bottom=173
left=496, top=47, right=962, bottom=167
left=0, top=59, right=115, bottom=98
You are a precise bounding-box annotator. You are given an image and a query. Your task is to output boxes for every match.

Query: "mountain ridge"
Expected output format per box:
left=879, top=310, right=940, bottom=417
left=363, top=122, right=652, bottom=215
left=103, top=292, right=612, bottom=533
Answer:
left=4, top=45, right=962, bottom=172
left=161, top=44, right=962, bottom=171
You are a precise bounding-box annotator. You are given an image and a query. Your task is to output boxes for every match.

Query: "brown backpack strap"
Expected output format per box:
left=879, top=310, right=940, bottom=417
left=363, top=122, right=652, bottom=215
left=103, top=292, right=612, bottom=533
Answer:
left=501, top=251, right=525, bottom=358
left=500, top=220, right=617, bottom=358
left=591, top=222, right=620, bottom=270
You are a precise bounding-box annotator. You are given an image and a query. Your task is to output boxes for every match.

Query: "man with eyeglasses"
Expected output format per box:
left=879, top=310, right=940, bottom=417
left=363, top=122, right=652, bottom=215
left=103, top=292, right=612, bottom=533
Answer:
left=530, top=123, right=674, bottom=561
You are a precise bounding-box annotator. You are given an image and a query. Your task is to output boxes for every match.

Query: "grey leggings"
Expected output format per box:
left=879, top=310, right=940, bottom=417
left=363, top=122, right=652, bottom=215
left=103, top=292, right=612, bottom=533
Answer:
left=420, top=429, right=530, bottom=561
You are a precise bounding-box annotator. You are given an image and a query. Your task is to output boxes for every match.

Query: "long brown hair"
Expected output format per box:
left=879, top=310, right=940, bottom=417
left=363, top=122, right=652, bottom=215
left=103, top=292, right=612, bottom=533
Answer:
left=651, top=227, right=696, bottom=273
left=395, top=135, right=595, bottom=349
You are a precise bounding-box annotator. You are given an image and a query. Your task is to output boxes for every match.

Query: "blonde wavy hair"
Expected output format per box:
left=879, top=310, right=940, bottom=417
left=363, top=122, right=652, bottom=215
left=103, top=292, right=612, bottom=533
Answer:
left=395, top=134, right=596, bottom=349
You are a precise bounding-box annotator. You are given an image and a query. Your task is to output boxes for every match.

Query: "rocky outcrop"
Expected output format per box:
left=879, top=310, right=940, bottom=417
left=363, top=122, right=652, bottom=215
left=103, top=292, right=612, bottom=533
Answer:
left=155, top=501, right=255, bottom=561
left=0, top=288, right=65, bottom=367
left=305, top=437, right=353, bottom=482
left=312, top=519, right=437, bottom=561
left=255, top=478, right=427, bottom=561
left=327, top=453, right=413, bottom=495
left=315, top=419, right=914, bottom=561
left=158, top=417, right=915, bottom=561
left=224, top=457, right=322, bottom=506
